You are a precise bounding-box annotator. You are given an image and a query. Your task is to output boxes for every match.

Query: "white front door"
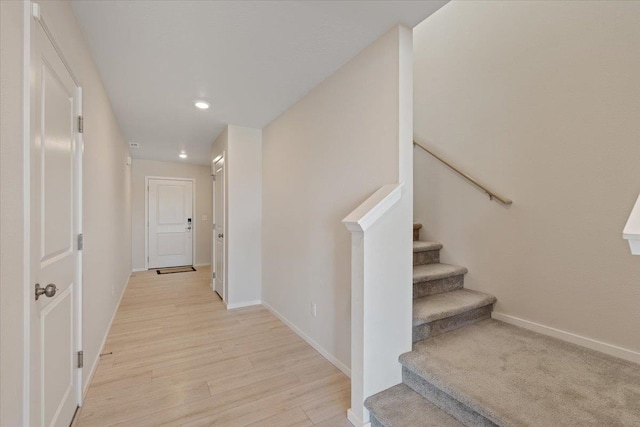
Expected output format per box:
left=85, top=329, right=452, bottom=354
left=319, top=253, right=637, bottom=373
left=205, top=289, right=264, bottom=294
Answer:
left=214, top=158, right=225, bottom=300
left=148, top=178, right=194, bottom=268
left=30, top=12, right=81, bottom=427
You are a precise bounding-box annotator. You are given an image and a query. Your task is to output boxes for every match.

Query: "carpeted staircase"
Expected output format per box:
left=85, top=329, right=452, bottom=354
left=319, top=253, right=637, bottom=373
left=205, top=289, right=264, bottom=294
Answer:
left=364, top=224, right=640, bottom=427
left=409, top=226, right=496, bottom=344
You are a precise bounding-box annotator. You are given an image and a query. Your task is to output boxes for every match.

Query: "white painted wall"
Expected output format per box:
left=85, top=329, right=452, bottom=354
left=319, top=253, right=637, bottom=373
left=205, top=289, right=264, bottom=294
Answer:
left=211, top=125, right=262, bottom=308
left=262, top=25, right=413, bottom=376
left=1, top=1, right=132, bottom=423
left=0, top=2, right=28, bottom=424
left=414, top=1, right=640, bottom=355
left=131, top=159, right=212, bottom=270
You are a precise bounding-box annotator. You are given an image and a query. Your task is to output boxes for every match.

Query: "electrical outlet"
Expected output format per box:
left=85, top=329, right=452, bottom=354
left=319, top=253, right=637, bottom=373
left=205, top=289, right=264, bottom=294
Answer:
left=311, top=302, right=317, bottom=317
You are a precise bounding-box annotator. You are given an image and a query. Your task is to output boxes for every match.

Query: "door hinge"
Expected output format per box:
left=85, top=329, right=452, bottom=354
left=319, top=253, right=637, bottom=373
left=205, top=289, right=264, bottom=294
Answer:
left=78, top=116, right=84, bottom=134
left=212, top=175, right=216, bottom=181
left=212, top=272, right=216, bottom=279
left=77, top=233, right=83, bottom=251
left=77, top=351, right=83, bottom=368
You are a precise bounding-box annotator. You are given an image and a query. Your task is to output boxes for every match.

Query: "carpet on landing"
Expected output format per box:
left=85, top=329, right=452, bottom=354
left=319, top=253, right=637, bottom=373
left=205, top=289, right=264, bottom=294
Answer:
left=401, top=319, right=640, bottom=426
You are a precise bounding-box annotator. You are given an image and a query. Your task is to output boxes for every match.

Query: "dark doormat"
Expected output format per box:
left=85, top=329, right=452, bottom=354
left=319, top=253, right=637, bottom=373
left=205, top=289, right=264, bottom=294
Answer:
left=156, top=266, right=196, bottom=275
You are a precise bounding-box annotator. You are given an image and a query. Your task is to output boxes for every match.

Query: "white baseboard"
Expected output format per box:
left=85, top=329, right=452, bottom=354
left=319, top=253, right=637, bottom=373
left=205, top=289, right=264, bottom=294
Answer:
left=492, top=312, right=640, bottom=364
left=82, top=272, right=131, bottom=397
left=347, top=409, right=371, bottom=427
left=194, top=263, right=211, bottom=267
left=131, top=267, right=147, bottom=272
left=226, top=300, right=262, bottom=310
left=262, top=301, right=351, bottom=378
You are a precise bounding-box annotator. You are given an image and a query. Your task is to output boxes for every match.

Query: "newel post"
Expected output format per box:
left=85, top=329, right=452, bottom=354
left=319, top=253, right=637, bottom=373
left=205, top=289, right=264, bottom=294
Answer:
left=342, top=183, right=405, bottom=426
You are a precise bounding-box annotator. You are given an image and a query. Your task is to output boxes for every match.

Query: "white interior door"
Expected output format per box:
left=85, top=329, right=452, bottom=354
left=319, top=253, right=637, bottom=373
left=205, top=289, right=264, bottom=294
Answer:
left=214, top=158, right=225, bottom=300
left=211, top=175, right=215, bottom=290
left=148, top=178, right=194, bottom=268
left=30, top=13, right=81, bottom=427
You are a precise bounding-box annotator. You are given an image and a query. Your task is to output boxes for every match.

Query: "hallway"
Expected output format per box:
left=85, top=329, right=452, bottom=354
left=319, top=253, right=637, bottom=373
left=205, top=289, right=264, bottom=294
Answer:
left=75, top=268, right=351, bottom=427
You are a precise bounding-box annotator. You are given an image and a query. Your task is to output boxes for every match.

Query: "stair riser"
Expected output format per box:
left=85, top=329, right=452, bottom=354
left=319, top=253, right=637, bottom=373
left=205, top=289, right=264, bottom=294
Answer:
left=370, top=415, right=384, bottom=427
left=403, top=367, right=498, bottom=427
left=413, top=305, right=493, bottom=343
left=413, top=275, right=463, bottom=298
left=413, top=250, right=439, bottom=266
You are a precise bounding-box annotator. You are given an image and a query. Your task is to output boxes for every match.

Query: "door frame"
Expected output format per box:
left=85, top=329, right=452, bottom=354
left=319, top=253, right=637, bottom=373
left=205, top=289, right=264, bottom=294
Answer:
left=144, top=176, right=196, bottom=270
left=212, top=154, right=226, bottom=302
left=210, top=174, right=216, bottom=292
left=25, top=3, right=85, bottom=423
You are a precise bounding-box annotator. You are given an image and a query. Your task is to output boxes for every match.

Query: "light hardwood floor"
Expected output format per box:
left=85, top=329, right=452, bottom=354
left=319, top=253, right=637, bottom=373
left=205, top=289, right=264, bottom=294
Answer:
left=75, top=267, right=352, bottom=427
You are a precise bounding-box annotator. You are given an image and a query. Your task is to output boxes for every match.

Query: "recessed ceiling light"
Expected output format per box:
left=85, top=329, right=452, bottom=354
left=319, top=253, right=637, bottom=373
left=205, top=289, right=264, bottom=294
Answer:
left=179, top=152, right=187, bottom=159
left=194, top=101, right=210, bottom=110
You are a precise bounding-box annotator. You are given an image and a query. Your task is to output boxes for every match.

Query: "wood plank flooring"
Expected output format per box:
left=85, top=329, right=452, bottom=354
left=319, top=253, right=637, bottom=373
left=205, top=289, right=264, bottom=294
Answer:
left=75, top=267, right=352, bottom=427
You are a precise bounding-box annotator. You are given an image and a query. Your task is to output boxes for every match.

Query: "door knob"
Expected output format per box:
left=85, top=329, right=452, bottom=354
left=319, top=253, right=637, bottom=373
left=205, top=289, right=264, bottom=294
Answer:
left=218, top=233, right=224, bottom=238
left=35, top=283, right=57, bottom=300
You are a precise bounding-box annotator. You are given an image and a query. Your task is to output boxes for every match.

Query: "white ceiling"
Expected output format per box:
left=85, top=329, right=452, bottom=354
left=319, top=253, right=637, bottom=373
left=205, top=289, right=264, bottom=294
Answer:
left=71, top=0, right=448, bottom=165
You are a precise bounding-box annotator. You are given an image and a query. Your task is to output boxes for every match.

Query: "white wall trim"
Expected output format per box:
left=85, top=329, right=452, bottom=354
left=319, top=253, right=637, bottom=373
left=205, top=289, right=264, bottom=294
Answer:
left=492, top=312, right=640, bottom=364
left=262, top=301, right=351, bottom=378
left=74, top=86, right=84, bottom=406
left=347, top=409, right=371, bottom=427
left=193, top=263, right=211, bottom=267
left=82, top=273, right=131, bottom=397
left=342, top=182, right=403, bottom=232
left=132, top=267, right=147, bottom=272
left=225, top=300, right=262, bottom=310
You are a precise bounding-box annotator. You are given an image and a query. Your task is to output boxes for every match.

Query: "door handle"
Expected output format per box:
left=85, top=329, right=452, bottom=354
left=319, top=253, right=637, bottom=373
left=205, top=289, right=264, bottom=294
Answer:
left=218, top=233, right=224, bottom=238
left=186, top=226, right=192, bottom=231
left=35, top=283, right=57, bottom=300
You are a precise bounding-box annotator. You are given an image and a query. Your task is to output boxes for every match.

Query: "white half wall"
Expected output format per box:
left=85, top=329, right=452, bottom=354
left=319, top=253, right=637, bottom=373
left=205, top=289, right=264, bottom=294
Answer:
left=211, top=125, right=262, bottom=307
left=131, top=159, right=213, bottom=270
left=414, top=1, right=640, bottom=354
left=262, top=25, right=413, bottom=375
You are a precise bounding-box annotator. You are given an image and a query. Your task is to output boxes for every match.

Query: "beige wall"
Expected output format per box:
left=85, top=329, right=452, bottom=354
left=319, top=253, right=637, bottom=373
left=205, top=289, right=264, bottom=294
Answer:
left=210, top=125, right=262, bottom=307
left=262, top=26, right=411, bottom=370
left=1, top=2, right=133, bottom=421
left=131, top=159, right=212, bottom=270
left=414, top=1, right=640, bottom=354
left=1, top=1, right=27, bottom=424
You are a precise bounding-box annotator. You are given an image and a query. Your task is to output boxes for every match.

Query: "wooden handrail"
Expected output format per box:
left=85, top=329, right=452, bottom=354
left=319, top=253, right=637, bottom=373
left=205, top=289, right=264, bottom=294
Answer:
left=413, top=141, right=513, bottom=206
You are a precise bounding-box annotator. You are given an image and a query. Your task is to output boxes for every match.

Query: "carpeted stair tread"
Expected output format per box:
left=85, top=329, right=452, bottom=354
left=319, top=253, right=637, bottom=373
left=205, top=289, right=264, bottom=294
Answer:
left=413, top=241, right=443, bottom=252
left=413, top=263, right=466, bottom=284
left=401, top=319, right=640, bottom=427
left=365, top=384, right=464, bottom=427
left=413, top=289, right=495, bottom=326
